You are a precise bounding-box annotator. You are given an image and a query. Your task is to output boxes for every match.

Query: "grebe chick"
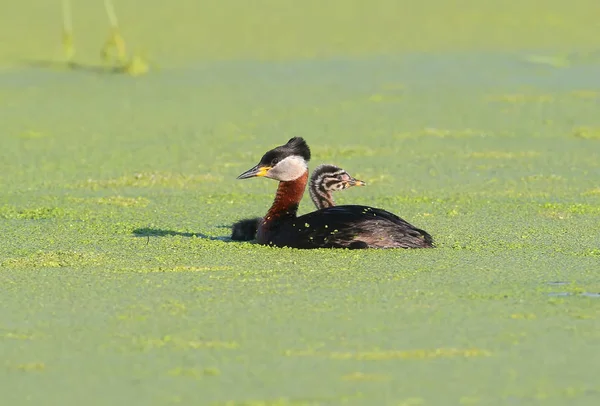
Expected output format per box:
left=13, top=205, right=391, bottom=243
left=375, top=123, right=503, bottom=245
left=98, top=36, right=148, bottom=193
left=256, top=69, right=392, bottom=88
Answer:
left=309, top=164, right=366, bottom=208
left=231, top=164, right=366, bottom=241
left=236, top=137, right=434, bottom=249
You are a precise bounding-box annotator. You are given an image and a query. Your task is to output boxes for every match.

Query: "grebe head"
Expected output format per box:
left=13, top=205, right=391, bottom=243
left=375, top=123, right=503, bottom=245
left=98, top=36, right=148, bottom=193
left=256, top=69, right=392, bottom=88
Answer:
left=309, top=164, right=366, bottom=208
left=237, top=137, right=311, bottom=181
left=310, top=164, right=366, bottom=192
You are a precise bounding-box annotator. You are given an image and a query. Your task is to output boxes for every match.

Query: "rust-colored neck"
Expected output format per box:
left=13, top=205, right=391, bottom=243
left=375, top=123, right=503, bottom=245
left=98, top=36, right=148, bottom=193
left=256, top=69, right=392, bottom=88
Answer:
left=264, top=170, right=308, bottom=221
left=257, top=171, right=308, bottom=245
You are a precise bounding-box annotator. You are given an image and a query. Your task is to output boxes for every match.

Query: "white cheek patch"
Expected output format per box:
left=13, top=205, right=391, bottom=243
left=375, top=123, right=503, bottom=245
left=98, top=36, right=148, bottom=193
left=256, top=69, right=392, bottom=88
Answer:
left=266, top=156, right=307, bottom=181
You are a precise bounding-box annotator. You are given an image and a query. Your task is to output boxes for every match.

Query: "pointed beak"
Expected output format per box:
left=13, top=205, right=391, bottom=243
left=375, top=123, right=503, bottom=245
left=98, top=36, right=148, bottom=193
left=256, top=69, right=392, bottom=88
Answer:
left=236, top=164, right=272, bottom=179
left=348, top=177, right=366, bottom=187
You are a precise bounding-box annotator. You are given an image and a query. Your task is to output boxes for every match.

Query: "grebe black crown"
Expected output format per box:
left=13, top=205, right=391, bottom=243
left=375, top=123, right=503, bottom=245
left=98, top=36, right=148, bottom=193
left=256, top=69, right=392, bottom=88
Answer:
left=260, top=137, right=311, bottom=165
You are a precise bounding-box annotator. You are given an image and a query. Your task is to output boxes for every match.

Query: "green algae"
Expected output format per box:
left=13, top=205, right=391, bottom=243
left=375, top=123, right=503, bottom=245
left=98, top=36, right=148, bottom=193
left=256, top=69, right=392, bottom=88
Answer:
left=75, top=172, right=221, bottom=190
left=168, top=367, right=221, bottom=379
left=572, top=127, right=600, bottom=140
left=1, top=1, right=600, bottom=405
left=2, top=250, right=105, bottom=269
left=0, top=206, right=66, bottom=219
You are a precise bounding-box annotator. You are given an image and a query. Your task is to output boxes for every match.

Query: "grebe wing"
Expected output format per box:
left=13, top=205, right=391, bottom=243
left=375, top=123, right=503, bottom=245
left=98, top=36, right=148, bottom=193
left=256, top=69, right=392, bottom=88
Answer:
left=273, top=205, right=433, bottom=249
left=319, top=205, right=419, bottom=227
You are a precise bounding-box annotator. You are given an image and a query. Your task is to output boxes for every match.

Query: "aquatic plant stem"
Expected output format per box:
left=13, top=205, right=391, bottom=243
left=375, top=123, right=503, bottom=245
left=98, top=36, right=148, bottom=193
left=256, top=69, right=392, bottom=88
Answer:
left=101, top=0, right=127, bottom=63
left=61, top=0, right=75, bottom=61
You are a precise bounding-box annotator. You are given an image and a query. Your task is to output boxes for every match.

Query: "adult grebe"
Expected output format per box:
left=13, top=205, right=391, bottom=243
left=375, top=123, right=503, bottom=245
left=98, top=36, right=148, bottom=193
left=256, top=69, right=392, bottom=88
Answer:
left=231, top=164, right=366, bottom=241
left=236, top=137, right=434, bottom=249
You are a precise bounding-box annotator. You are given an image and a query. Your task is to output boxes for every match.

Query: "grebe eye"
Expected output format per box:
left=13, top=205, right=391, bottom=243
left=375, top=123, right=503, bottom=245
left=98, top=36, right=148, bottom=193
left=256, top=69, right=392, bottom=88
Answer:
left=271, top=158, right=279, bottom=166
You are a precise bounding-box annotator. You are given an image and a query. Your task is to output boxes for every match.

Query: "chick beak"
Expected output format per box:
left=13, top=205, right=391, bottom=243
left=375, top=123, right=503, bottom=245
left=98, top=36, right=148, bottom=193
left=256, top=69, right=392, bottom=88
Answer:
left=237, top=164, right=271, bottom=179
left=348, top=177, right=366, bottom=187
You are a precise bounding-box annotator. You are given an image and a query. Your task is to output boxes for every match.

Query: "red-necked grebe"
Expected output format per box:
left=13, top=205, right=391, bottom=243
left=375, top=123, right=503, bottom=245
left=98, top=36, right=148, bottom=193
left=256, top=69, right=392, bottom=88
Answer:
left=236, top=137, right=433, bottom=249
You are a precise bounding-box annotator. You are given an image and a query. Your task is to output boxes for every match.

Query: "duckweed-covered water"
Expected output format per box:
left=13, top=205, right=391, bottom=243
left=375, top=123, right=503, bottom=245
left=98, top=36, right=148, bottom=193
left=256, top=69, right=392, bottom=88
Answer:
left=1, top=1, right=599, bottom=405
